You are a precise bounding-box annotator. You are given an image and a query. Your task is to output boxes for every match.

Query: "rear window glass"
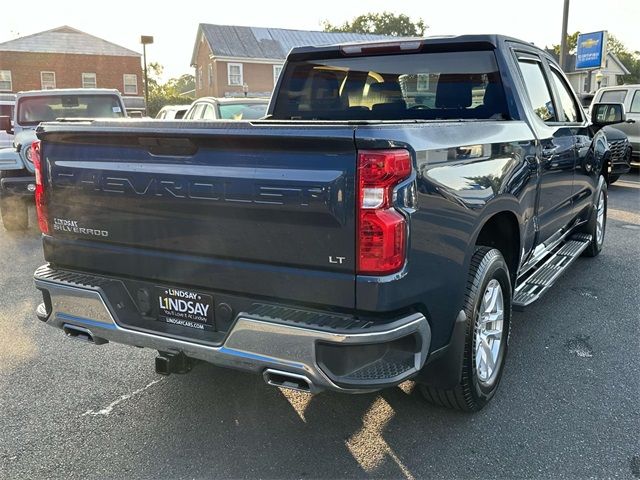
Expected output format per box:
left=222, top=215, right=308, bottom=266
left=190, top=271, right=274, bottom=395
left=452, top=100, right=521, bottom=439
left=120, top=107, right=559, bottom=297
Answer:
left=17, top=95, right=124, bottom=125
left=600, top=90, right=627, bottom=103
left=271, top=50, right=508, bottom=121
left=218, top=103, right=268, bottom=120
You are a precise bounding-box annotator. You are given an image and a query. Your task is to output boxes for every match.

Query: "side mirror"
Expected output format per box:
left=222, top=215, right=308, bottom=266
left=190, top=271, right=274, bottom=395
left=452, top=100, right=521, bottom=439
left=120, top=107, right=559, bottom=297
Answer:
left=0, top=115, right=12, bottom=134
left=591, top=102, right=626, bottom=126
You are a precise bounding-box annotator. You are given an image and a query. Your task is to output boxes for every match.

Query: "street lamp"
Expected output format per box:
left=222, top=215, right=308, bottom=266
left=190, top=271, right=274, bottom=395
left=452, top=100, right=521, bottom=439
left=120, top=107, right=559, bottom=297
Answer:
left=140, top=35, right=154, bottom=116
left=595, top=70, right=604, bottom=90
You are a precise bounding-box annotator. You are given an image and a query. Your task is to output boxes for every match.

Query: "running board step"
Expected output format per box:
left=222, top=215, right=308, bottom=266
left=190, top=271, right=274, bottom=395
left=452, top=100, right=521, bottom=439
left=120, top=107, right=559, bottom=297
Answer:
left=513, top=234, right=592, bottom=310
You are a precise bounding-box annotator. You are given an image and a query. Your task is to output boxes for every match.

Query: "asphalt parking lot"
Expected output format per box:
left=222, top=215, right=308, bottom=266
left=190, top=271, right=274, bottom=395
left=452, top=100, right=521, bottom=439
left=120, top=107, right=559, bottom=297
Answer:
left=0, top=172, right=638, bottom=480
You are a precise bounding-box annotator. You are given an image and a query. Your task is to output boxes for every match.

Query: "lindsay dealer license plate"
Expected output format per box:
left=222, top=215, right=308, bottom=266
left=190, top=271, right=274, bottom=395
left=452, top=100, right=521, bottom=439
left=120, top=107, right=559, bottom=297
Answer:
left=157, top=287, right=214, bottom=330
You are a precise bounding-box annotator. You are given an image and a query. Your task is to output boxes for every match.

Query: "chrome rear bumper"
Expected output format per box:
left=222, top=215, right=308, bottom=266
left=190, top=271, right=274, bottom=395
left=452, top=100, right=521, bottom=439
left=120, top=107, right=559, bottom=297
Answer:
left=34, top=265, right=431, bottom=393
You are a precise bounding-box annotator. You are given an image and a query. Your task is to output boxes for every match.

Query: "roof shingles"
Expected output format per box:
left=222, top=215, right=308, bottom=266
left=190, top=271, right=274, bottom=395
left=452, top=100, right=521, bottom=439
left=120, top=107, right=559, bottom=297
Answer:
left=192, top=24, right=390, bottom=64
left=0, top=26, right=140, bottom=57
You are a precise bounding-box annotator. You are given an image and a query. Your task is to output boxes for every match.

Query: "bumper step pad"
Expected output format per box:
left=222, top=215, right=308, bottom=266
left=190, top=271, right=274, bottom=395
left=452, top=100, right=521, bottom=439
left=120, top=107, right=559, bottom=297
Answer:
left=342, top=351, right=415, bottom=382
left=513, top=234, right=592, bottom=310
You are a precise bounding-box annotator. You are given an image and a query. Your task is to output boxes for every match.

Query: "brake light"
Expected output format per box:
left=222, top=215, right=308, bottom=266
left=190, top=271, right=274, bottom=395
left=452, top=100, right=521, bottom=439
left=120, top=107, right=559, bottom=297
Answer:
left=357, top=149, right=411, bottom=275
left=341, top=40, right=423, bottom=56
left=31, top=140, right=49, bottom=234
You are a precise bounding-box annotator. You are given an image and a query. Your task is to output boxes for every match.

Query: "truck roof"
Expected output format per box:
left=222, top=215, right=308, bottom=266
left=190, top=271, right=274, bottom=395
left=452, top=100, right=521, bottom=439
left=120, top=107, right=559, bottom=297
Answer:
left=16, top=88, right=122, bottom=98
left=288, top=34, right=550, bottom=60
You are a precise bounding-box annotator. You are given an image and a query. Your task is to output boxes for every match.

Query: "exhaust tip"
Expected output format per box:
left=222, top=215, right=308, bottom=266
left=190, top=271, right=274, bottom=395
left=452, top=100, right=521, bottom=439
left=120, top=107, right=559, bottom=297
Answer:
left=263, top=369, right=313, bottom=393
left=62, top=324, right=108, bottom=345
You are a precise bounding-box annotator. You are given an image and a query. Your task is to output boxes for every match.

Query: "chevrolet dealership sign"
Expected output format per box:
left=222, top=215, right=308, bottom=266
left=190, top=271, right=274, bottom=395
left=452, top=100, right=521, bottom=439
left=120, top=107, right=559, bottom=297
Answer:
left=575, top=31, right=607, bottom=69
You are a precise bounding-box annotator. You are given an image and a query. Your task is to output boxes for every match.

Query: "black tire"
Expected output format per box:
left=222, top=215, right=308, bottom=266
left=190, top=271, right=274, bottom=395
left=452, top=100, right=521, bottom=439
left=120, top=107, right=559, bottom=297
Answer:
left=0, top=194, right=28, bottom=231
left=420, top=247, right=512, bottom=412
left=607, top=174, right=620, bottom=185
left=581, top=179, right=607, bottom=257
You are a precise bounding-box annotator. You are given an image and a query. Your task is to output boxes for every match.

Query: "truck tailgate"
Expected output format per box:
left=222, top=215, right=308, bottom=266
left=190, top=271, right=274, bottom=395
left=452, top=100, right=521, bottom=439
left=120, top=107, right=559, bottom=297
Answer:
left=39, top=121, right=357, bottom=308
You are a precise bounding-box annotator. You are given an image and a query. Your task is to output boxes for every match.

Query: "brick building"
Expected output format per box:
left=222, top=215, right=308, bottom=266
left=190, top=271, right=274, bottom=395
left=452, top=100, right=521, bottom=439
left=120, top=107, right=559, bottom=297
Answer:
left=191, top=24, right=387, bottom=98
left=0, top=26, right=142, bottom=97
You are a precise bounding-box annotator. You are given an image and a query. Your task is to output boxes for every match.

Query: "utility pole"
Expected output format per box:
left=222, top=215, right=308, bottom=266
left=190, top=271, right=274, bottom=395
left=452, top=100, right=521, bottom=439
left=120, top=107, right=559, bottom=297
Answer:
left=559, top=0, right=570, bottom=70
left=140, top=35, right=154, bottom=117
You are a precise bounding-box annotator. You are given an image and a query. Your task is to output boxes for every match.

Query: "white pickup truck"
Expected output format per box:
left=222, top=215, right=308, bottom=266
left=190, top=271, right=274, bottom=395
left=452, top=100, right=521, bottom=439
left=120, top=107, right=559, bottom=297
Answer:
left=0, top=88, right=126, bottom=230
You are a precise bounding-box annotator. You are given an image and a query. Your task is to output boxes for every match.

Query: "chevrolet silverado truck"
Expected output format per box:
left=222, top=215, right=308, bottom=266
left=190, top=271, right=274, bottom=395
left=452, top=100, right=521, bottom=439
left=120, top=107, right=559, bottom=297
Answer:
left=32, top=35, right=624, bottom=411
left=0, top=88, right=126, bottom=230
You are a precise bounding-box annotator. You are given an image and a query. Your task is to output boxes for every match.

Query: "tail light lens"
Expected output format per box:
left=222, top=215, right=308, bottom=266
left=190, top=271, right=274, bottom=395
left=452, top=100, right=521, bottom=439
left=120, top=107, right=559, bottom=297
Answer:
left=31, top=140, right=49, bottom=234
left=357, top=149, right=411, bottom=275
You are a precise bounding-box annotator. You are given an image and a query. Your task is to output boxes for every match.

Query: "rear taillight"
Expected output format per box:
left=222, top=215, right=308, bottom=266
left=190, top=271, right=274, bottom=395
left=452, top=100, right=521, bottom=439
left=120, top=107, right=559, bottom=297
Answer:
left=357, top=149, right=411, bottom=275
left=32, top=140, right=49, bottom=234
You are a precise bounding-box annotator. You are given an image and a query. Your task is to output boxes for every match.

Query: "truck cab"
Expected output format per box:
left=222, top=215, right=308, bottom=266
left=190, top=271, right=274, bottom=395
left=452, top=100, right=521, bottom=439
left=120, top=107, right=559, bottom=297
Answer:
left=0, top=88, right=126, bottom=230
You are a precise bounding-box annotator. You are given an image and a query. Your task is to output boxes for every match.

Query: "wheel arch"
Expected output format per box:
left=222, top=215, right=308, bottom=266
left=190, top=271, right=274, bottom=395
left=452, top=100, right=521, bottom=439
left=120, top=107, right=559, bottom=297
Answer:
left=472, top=208, right=521, bottom=285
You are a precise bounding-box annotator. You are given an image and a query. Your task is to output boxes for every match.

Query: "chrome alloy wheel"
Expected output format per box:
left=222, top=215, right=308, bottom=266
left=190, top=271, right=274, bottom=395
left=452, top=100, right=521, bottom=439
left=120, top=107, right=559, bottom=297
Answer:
left=596, top=190, right=605, bottom=246
left=474, top=279, right=504, bottom=386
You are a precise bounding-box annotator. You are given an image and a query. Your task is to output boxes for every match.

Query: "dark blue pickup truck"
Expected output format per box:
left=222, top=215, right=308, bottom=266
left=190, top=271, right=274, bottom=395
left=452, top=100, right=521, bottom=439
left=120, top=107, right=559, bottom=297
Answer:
left=32, top=35, right=625, bottom=411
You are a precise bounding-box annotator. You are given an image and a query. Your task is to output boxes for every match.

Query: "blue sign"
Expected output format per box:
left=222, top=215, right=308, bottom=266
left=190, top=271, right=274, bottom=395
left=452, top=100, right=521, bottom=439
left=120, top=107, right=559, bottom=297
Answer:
left=575, top=31, right=607, bottom=69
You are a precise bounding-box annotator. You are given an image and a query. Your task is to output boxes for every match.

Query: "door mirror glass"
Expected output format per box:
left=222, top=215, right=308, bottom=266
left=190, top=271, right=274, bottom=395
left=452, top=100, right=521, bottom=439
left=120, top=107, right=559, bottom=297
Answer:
left=591, top=102, right=626, bottom=126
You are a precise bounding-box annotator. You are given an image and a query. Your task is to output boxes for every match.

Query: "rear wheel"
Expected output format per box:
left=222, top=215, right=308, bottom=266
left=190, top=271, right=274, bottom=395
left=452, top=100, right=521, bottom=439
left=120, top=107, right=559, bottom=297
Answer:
left=420, top=247, right=511, bottom=411
left=582, top=180, right=607, bottom=257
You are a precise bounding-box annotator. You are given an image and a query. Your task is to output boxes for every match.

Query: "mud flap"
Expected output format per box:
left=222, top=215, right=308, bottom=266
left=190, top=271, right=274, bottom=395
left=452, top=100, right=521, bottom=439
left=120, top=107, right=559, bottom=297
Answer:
left=415, top=309, right=467, bottom=389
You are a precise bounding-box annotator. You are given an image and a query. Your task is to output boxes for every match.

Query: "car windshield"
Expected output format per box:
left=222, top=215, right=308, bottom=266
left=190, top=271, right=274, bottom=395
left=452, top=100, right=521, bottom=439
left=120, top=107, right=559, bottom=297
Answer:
left=17, top=94, right=124, bottom=125
left=271, top=50, right=508, bottom=121
left=218, top=102, right=268, bottom=120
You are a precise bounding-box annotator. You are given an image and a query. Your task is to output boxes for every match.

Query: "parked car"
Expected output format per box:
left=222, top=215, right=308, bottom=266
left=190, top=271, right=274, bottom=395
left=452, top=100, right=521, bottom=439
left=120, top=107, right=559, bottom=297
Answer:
left=579, top=91, right=631, bottom=183
left=0, top=88, right=126, bottom=230
left=591, top=84, right=639, bottom=166
left=0, top=93, right=15, bottom=149
left=183, top=97, right=268, bottom=120
left=600, top=126, right=632, bottom=183
left=121, top=96, right=147, bottom=118
left=156, top=105, right=191, bottom=120
left=33, top=35, right=620, bottom=412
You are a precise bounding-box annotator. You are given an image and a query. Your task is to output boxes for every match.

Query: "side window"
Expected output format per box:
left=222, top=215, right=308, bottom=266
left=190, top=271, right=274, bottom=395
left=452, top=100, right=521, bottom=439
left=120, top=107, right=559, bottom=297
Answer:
left=630, top=90, right=640, bottom=113
left=517, top=59, right=556, bottom=122
left=201, top=104, right=215, bottom=120
left=549, top=68, right=580, bottom=122
left=600, top=90, right=627, bottom=103
left=194, top=103, right=206, bottom=119
left=186, top=103, right=204, bottom=120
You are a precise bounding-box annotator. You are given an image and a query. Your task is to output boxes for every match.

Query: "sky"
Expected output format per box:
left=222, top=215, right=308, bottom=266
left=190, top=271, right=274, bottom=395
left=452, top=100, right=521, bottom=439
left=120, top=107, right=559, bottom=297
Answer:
left=1, top=0, right=638, bottom=82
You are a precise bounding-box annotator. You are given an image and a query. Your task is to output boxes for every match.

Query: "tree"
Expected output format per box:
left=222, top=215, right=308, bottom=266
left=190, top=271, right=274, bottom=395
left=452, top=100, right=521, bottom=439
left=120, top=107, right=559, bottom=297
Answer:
left=322, top=12, right=427, bottom=37
left=167, top=74, right=195, bottom=96
left=552, top=31, right=580, bottom=55
left=145, top=63, right=194, bottom=117
left=551, top=32, right=640, bottom=84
